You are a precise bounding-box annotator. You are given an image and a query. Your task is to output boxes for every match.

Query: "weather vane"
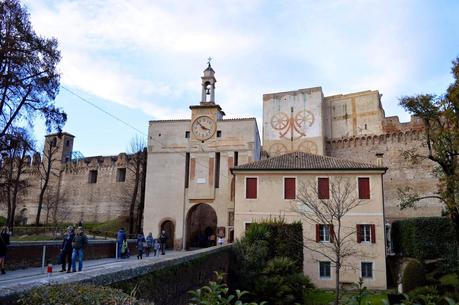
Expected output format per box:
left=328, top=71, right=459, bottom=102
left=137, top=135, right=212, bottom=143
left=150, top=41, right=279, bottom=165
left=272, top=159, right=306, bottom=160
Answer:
left=207, top=57, right=212, bottom=66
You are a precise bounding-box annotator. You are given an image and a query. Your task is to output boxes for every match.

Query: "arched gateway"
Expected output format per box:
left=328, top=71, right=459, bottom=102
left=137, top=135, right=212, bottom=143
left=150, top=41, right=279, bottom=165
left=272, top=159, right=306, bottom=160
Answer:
left=186, top=203, right=217, bottom=250
left=160, top=220, right=175, bottom=249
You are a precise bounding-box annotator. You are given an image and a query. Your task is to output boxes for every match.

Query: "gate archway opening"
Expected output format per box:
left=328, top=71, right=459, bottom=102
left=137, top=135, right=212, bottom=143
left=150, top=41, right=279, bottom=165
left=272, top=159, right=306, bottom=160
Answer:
left=186, top=203, right=217, bottom=250
left=160, top=220, right=175, bottom=250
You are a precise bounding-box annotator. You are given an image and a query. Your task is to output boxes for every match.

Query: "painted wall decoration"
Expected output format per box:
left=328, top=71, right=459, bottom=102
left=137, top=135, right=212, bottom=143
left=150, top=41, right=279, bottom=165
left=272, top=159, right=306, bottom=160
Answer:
left=264, top=90, right=324, bottom=157
left=270, top=109, right=315, bottom=140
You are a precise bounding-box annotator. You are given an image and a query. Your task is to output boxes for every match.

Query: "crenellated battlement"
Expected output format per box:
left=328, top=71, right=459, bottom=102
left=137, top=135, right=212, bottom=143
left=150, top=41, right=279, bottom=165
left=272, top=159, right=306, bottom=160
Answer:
left=327, top=128, right=425, bottom=149
left=381, top=115, right=425, bottom=133
left=64, top=153, right=131, bottom=174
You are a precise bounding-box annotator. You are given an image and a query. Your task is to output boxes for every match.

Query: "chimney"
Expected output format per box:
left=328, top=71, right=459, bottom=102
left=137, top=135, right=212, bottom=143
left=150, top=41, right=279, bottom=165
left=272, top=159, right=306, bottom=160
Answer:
left=376, top=153, right=384, bottom=166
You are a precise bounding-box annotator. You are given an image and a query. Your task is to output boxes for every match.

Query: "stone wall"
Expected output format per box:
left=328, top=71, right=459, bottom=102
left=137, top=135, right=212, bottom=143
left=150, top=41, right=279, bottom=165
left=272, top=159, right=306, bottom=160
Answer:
left=111, top=246, right=232, bottom=305
left=327, top=127, right=443, bottom=220
left=2, top=151, right=136, bottom=225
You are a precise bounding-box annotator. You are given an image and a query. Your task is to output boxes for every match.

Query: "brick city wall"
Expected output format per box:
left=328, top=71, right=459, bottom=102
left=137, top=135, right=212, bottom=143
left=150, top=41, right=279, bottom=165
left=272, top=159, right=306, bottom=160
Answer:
left=327, top=128, right=443, bottom=220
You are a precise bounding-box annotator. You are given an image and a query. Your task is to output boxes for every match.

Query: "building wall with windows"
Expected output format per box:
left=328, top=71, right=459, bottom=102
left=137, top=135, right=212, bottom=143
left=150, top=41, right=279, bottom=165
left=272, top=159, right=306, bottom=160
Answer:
left=232, top=154, right=387, bottom=289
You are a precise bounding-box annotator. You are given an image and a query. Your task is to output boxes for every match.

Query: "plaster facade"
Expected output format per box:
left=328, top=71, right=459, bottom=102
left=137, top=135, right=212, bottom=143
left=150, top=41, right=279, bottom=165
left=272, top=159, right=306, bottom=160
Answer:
left=232, top=169, right=387, bottom=289
left=143, top=64, right=261, bottom=249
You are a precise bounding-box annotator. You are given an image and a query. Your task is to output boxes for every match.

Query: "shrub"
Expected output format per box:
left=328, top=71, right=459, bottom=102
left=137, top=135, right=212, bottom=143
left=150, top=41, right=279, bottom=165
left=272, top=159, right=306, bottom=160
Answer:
left=402, top=259, right=426, bottom=293
left=18, top=283, right=149, bottom=305
left=254, top=257, right=313, bottom=305
left=232, top=220, right=309, bottom=304
left=391, top=217, right=456, bottom=260
left=188, top=272, right=266, bottom=305
left=0, top=216, right=6, bottom=226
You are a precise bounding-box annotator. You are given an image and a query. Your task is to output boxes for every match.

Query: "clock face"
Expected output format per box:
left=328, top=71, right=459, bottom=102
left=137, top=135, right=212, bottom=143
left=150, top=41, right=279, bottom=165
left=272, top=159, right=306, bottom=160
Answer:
left=192, top=115, right=216, bottom=141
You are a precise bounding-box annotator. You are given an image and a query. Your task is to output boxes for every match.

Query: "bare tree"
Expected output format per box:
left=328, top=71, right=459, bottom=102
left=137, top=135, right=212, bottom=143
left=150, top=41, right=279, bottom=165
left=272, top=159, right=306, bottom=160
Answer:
left=126, top=136, right=147, bottom=234
left=294, top=176, right=364, bottom=305
left=0, top=128, right=34, bottom=228
left=43, top=185, right=71, bottom=226
left=35, top=136, right=61, bottom=225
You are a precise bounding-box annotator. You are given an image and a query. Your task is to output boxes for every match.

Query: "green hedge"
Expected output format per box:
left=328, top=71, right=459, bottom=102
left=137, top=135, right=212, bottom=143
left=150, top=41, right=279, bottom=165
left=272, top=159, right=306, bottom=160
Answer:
left=391, top=217, right=456, bottom=260
left=245, top=219, right=303, bottom=271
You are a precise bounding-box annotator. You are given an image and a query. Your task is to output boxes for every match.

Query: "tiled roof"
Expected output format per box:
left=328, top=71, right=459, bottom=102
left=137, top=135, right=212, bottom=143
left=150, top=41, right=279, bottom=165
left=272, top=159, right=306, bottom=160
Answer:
left=233, top=152, right=386, bottom=171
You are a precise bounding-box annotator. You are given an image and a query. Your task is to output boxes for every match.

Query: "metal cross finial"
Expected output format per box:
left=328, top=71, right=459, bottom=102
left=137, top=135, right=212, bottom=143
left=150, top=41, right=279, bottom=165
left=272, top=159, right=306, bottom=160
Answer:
left=207, top=57, right=212, bottom=66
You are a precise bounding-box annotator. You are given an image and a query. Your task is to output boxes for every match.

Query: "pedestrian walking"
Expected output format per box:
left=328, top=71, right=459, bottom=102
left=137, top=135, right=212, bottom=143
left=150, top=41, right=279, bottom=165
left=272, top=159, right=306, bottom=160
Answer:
left=0, top=226, right=11, bottom=275
left=145, top=232, right=154, bottom=257
left=159, top=230, right=168, bottom=255
left=154, top=239, right=161, bottom=256
left=136, top=233, right=145, bottom=260
left=217, top=235, right=225, bottom=246
left=60, top=226, right=75, bottom=273
left=121, top=237, right=130, bottom=259
left=71, top=226, right=88, bottom=272
left=116, top=228, right=126, bottom=259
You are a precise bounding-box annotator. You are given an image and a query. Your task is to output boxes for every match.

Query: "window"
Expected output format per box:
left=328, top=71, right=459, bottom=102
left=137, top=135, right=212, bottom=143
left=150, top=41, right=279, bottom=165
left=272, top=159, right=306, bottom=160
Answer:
left=185, top=152, right=190, bottom=188
left=357, top=224, right=376, bottom=243
left=245, top=223, right=252, bottom=231
left=185, top=131, right=190, bottom=138
left=358, top=177, right=370, bottom=199
left=234, top=151, right=239, bottom=166
left=215, top=152, right=220, bottom=188
left=88, top=170, right=98, bottom=184
left=318, top=177, right=329, bottom=199
left=116, top=168, right=126, bottom=182
left=316, top=224, right=333, bottom=242
left=284, top=177, right=296, bottom=199
left=66, top=140, right=70, bottom=147
left=246, top=177, right=257, bottom=199
left=50, top=137, right=57, bottom=147
left=361, top=262, right=373, bottom=278
left=217, top=130, right=222, bottom=137
left=319, top=261, right=331, bottom=278
left=228, top=211, right=234, bottom=226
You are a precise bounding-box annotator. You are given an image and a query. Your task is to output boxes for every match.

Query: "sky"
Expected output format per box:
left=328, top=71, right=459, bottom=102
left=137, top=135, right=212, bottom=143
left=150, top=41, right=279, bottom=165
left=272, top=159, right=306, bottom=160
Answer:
left=22, top=0, right=459, bottom=156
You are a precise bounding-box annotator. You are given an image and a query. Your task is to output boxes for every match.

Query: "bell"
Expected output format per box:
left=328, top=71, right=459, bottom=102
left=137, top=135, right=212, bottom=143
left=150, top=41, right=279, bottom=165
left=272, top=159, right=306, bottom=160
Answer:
left=206, top=88, right=210, bottom=95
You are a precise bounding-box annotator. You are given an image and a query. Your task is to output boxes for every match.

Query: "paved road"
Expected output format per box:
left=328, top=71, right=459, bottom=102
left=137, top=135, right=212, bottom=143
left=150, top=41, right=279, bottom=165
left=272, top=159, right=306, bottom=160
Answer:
left=0, top=251, right=183, bottom=288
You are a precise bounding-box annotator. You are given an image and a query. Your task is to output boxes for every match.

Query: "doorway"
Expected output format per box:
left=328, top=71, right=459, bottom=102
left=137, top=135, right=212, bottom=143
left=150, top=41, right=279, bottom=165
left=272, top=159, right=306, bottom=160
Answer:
left=186, top=203, right=217, bottom=249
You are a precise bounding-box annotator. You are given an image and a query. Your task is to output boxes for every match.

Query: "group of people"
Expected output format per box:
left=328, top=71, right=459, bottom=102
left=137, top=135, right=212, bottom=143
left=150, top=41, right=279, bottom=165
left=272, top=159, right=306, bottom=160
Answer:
left=116, top=228, right=169, bottom=260
left=60, top=226, right=88, bottom=273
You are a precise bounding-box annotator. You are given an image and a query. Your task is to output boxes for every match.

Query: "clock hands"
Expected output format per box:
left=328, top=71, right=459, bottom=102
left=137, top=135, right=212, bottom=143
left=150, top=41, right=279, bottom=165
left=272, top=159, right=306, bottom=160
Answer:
left=197, top=121, right=209, bottom=130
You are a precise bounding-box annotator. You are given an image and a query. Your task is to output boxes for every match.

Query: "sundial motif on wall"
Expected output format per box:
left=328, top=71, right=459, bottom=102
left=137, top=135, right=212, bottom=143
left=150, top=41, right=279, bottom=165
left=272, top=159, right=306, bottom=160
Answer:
left=297, top=140, right=318, bottom=154
left=270, top=109, right=314, bottom=140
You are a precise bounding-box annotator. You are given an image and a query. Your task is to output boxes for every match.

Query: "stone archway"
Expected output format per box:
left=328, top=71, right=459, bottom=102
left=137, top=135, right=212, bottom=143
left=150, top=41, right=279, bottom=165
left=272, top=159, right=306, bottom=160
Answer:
left=186, top=203, right=217, bottom=250
left=160, top=220, right=175, bottom=250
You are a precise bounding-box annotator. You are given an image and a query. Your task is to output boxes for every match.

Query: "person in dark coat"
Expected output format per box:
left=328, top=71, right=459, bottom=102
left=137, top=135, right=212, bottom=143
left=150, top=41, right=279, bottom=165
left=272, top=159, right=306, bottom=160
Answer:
left=159, top=230, right=168, bottom=255
left=116, top=228, right=126, bottom=259
left=60, top=226, right=75, bottom=273
left=0, top=226, right=11, bottom=275
left=136, top=233, right=145, bottom=259
left=71, top=227, right=88, bottom=272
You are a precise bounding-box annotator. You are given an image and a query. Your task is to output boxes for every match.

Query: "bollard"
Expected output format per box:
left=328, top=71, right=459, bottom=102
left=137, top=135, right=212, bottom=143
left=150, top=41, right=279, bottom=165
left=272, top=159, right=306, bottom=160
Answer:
left=47, top=263, right=52, bottom=284
left=115, top=241, right=118, bottom=259
left=41, top=245, right=46, bottom=273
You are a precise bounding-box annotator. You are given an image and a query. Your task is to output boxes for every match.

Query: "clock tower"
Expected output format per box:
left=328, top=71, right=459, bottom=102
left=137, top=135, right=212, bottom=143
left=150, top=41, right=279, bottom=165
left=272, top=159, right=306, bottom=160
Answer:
left=190, top=60, right=225, bottom=142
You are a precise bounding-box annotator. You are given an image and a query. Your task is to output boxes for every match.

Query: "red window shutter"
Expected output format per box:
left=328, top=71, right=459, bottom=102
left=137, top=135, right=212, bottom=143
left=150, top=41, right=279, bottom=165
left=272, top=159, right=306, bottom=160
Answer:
left=246, top=178, right=257, bottom=199
left=318, top=178, right=329, bottom=199
left=316, top=224, right=320, bottom=242
left=371, top=224, right=376, bottom=243
left=356, top=224, right=362, bottom=243
left=358, top=178, right=370, bottom=199
left=284, top=178, right=296, bottom=199
left=330, top=224, right=335, bottom=243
